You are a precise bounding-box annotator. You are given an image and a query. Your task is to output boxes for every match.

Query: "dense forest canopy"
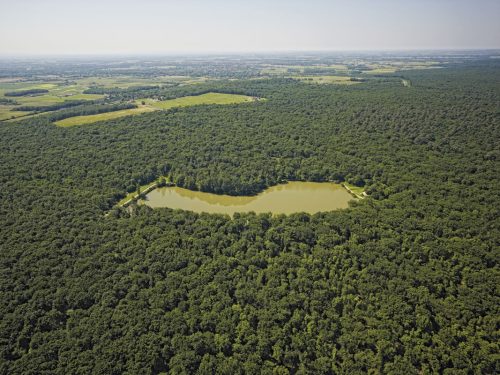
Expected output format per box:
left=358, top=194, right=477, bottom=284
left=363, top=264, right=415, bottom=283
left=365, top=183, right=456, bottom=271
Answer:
left=0, top=55, right=498, bottom=374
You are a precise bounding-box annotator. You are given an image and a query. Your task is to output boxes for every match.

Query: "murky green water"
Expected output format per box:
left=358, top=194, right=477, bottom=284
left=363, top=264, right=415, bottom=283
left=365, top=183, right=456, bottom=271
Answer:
left=140, top=181, right=354, bottom=215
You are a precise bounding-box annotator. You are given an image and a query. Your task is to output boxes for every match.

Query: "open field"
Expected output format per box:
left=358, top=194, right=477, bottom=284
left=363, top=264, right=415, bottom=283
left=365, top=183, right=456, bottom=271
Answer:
left=74, top=75, right=207, bottom=88
left=389, top=61, right=442, bottom=70
left=361, top=61, right=441, bottom=75
left=58, top=93, right=104, bottom=100
left=42, top=84, right=105, bottom=100
left=138, top=92, right=257, bottom=110
left=261, top=64, right=351, bottom=75
left=0, top=82, right=59, bottom=94
left=3, top=60, right=440, bottom=123
left=260, top=61, right=442, bottom=78
left=0, top=75, right=213, bottom=122
left=181, top=77, right=210, bottom=85
left=292, top=76, right=361, bottom=85
left=0, top=106, right=31, bottom=121
left=327, top=64, right=350, bottom=71
left=4, top=112, right=46, bottom=122
left=342, top=182, right=366, bottom=199
left=0, top=82, right=104, bottom=101
left=362, top=67, right=399, bottom=74
left=0, top=60, right=442, bottom=124
left=0, top=80, right=105, bottom=121
left=54, top=106, right=157, bottom=127
left=260, top=61, right=443, bottom=77
left=54, top=93, right=258, bottom=127
left=74, top=76, right=162, bottom=89
left=261, top=67, right=290, bottom=75
left=13, top=95, right=67, bottom=106
left=302, top=65, right=350, bottom=74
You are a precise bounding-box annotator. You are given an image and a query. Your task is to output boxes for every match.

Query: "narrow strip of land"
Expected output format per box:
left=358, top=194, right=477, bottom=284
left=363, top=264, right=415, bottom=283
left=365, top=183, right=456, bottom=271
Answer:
left=54, top=106, right=156, bottom=126
left=341, top=182, right=366, bottom=199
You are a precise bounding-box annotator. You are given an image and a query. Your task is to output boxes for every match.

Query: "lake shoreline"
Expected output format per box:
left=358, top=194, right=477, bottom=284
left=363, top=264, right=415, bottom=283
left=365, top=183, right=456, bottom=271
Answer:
left=131, top=181, right=360, bottom=215
left=116, top=179, right=365, bottom=211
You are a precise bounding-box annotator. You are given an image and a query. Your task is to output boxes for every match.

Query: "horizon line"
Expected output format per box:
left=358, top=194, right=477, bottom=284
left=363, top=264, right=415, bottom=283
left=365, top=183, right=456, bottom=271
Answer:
left=0, top=48, right=499, bottom=59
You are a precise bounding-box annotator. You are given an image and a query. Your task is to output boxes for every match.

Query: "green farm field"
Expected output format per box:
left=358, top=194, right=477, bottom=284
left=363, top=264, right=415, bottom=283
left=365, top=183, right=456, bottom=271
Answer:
left=0, top=80, right=105, bottom=122
left=0, top=75, right=218, bottom=123
left=54, top=106, right=157, bottom=127
left=138, top=92, right=257, bottom=110
left=0, top=106, right=31, bottom=121
left=74, top=75, right=207, bottom=88
left=292, top=75, right=361, bottom=84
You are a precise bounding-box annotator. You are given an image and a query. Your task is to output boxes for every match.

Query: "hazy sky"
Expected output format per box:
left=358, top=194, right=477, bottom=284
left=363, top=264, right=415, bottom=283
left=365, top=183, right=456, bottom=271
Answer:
left=1, top=0, right=499, bottom=55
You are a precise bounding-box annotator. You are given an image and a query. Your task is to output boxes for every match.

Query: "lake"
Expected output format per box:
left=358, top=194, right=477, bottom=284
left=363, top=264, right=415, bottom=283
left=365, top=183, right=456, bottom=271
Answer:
left=139, top=181, right=355, bottom=215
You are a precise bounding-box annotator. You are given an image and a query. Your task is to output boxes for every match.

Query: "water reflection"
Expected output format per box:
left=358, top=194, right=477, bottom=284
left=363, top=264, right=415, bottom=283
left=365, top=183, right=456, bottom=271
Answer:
left=140, top=181, right=354, bottom=215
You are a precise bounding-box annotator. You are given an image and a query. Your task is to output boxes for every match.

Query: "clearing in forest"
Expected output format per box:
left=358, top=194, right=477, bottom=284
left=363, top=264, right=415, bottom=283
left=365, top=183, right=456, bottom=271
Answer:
left=139, top=92, right=257, bottom=110
left=0, top=107, right=31, bottom=121
left=292, top=76, right=361, bottom=84
left=54, top=92, right=258, bottom=127
left=0, top=80, right=105, bottom=122
left=54, top=106, right=156, bottom=127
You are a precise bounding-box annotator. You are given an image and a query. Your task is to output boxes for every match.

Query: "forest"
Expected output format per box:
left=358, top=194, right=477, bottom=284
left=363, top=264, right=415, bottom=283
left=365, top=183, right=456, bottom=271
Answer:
left=0, top=56, right=498, bottom=374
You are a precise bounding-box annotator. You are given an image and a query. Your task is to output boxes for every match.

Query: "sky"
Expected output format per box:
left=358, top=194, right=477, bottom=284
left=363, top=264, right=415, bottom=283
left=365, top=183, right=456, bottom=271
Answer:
left=1, top=0, right=499, bottom=55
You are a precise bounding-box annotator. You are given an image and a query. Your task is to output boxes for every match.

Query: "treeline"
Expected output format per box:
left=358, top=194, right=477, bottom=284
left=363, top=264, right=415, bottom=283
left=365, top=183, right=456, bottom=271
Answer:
left=11, top=99, right=90, bottom=112
left=46, top=102, right=137, bottom=122
left=4, top=88, right=49, bottom=96
left=350, top=77, right=367, bottom=82
left=0, top=98, right=18, bottom=105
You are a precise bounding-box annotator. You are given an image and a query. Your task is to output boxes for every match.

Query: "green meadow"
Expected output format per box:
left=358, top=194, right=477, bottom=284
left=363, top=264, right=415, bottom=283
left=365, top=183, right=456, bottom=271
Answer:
left=362, top=67, right=399, bottom=74
left=54, top=107, right=157, bottom=127
left=0, top=107, right=31, bottom=121
left=1, top=76, right=221, bottom=123
left=139, top=92, right=257, bottom=110
left=55, top=93, right=258, bottom=127
left=73, top=75, right=206, bottom=89
left=0, top=80, right=105, bottom=122
left=292, top=76, right=360, bottom=84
